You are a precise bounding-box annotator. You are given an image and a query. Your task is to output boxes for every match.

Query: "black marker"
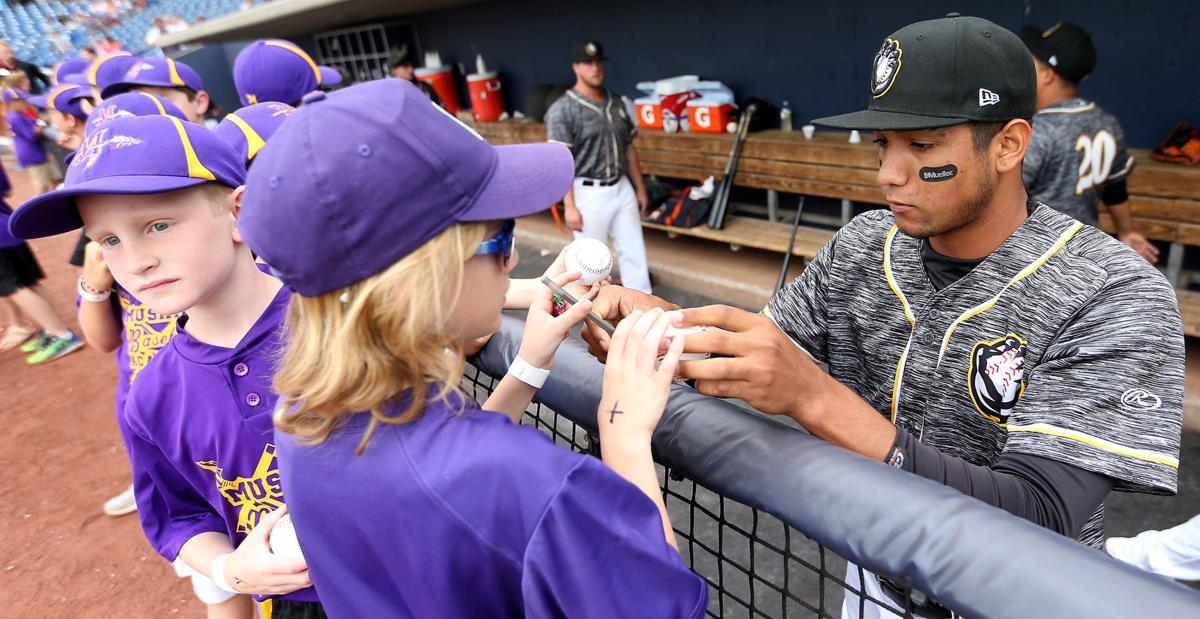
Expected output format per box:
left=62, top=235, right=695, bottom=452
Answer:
left=540, top=276, right=616, bottom=335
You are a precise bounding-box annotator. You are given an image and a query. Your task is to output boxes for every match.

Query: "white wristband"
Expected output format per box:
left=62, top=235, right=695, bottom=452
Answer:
left=77, top=276, right=112, bottom=303
left=210, top=553, right=240, bottom=594
left=508, top=356, right=550, bottom=388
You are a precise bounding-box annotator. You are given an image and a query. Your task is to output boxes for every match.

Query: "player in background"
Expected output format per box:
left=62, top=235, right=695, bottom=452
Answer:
left=101, top=56, right=211, bottom=125
left=1020, top=22, right=1157, bottom=263
left=239, top=79, right=707, bottom=618
left=9, top=116, right=321, bottom=618
left=232, top=39, right=342, bottom=107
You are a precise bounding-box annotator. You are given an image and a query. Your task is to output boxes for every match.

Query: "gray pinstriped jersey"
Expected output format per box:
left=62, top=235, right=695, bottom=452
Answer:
left=766, top=204, right=1183, bottom=548
left=545, top=89, right=637, bottom=182
left=1023, top=98, right=1136, bottom=226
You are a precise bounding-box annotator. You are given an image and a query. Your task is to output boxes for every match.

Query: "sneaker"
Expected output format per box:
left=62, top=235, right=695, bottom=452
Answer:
left=103, top=484, right=138, bottom=516
left=26, top=331, right=85, bottom=365
left=19, top=331, right=51, bottom=353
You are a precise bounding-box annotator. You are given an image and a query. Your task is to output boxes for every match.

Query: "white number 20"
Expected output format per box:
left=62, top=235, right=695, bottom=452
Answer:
left=1074, top=130, right=1116, bottom=195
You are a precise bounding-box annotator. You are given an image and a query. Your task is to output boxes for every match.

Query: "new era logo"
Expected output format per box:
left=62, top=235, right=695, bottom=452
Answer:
left=978, top=88, right=1000, bottom=106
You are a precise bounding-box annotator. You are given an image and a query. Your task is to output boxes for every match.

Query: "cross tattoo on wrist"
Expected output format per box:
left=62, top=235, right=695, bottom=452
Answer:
left=608, top=401, right=624, bottom=423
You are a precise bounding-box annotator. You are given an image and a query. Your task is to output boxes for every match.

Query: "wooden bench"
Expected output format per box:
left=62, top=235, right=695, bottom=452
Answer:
left=474, top=120, right=1200, bottom=334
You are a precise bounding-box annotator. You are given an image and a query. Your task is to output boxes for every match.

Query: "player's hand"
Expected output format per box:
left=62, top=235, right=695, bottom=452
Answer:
left=224, top=506, right=312, bottom=595
left=517, top=270, right=598, bottom=369
left=675, top=305, right=834, bottom=419
left=1119, top=232, right=1160, bottom=264
left=636, top=186, right=650, bottom=216
left=564, top=204, right=584, bottom=233
left=598, top=308, right=685, bottom=440
left=81, top=241, right=115, bottom=292
left=582, top=286, right=679, bottom=362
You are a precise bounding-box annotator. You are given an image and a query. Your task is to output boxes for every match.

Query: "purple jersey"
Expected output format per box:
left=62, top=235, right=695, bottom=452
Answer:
left=6, top=111, right=47, bottom=166
left=112, top=286, right=179, bottom=416
left=276, top=395, right=707, bottom=618
left=120, top=285, right=318, bottom=603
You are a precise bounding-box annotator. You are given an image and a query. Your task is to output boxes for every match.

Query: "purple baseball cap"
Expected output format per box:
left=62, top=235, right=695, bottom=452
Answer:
left=63, top=52, right=137, bottom=93
left=214, top=102, right=296, bottom=164
left=239, top=79, right=574, bottom=297
left=233, top=39, right=343, bottom=106
left=100, top=57, right=206, bottom=99
left=28, top=84, right=88, bottom=119
left=1, top=87, right=29, bottom=102
left=84, top=92, right=190, bottom=137
left=8, top=115, right=246, bottom=239
left=53, top=57, right=91, bottom=84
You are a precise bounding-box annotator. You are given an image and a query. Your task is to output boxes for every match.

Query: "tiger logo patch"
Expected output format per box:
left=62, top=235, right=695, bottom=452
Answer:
left=968, top=334, right=1027, bottom=424
left=871, top=38, right=903, bottom=99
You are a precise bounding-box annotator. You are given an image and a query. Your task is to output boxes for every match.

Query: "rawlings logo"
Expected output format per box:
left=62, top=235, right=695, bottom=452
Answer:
left=1121, top=389, right=1161, bottom=411
left=968, top=334, right=1027, bottom=424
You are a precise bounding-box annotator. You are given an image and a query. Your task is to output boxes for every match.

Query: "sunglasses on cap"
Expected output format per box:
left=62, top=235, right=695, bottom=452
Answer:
left=474, top=219, right=516, bottom=265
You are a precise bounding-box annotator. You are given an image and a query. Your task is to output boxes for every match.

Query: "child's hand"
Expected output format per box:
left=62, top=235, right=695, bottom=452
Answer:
left=517, top=270, right=597, bottom=369
left=598, top=308, right=685, bottom=440
left=81, top=241, right=114, bottom=292
left=224, top=505, right=312, bottom=595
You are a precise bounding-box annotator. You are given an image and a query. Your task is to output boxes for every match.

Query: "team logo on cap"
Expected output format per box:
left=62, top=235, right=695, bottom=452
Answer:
left=585, top=42, right=598, bottom=57
left=126, top=62, right=155, bottom=80
left=267, top=102, right=293, bottom=117
left=74, top=128, right=110, bottom=168
left=90, top=104, right=134, bottom=130
left=968, top=333, right=1027, bottom=424
left=871, top=38, right=903, bottom=99
left=978, top=88, right=1000, bottom=106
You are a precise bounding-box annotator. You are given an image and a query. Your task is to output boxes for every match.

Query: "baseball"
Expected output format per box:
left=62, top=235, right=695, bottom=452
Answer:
left=269, top=513, right=305, bottom=560
left=564, top=239, right=613, bottom=285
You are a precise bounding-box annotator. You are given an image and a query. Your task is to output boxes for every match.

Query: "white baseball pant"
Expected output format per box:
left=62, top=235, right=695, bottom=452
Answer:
left=571, top=176, right=652, bottom=294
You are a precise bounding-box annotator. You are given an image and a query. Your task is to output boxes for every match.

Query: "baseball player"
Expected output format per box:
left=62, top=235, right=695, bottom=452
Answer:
left=545, top=40, right=654, bottom=293
left=236, top=79, right=706, bottom=618
left=28, top=83, right=88, bottom=151
left=581, top=15, right=1183, bottom=619
left=8, top=116, right=322, bottom=618
left=386, top=44, right=442, bottom=105
left=1020, top=22, right=1157, bottom=263
left=232, top=39, right=342, bottom=107
left=61, top=50, right=137, bottom=112
left=213, top=102, right=296, bottom=167
left=100, top=56, right=211, bottom=124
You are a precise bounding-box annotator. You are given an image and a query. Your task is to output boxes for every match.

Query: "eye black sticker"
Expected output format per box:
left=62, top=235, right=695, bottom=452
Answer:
left=920, top=164, right=958, bottom=182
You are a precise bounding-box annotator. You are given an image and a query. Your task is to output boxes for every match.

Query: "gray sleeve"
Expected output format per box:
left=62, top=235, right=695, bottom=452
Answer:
left=764, top=230, right=839, bottom=364
left=544, top=100, right=577, bottom=150
left=1003, top=266, right=1184, bottom=495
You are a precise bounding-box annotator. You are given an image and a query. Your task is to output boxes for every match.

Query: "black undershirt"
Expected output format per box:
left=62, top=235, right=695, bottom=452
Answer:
left=898, top=241, right=1116, bottom=538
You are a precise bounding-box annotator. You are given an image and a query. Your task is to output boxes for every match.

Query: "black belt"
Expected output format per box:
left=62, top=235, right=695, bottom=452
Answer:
left=580, top=178, right=619, bottom=187
left=877, top=576, right=953, bottom=619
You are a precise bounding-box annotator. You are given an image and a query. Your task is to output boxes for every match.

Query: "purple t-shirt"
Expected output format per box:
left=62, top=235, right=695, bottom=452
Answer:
left=276, top=395, right=707, bottom=618
left=6, top=111, right=47, bottom=166
left=120, top=285, right=318, bottom=603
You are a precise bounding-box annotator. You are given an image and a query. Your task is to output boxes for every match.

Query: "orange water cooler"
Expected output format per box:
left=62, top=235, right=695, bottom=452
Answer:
left=415, top=66, right=461, bottom=114
left=467, top=71, right=503, bottom=122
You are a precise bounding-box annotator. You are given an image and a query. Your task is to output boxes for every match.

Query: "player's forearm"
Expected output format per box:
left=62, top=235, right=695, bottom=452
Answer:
left=600, top=434, right=679, bottom=550
left=482, top=373, right=538, bottom=424
left=178, top=531, right=237, bottom=577
left=78, top=297, right=122, bottom=352
left=626, top=145, right=646, bottom=192
left=1107, top=200, right=1136, bottom=236
left=563, top=186, right=577, bottom=212
left=789, top=380, right=896, bottom=461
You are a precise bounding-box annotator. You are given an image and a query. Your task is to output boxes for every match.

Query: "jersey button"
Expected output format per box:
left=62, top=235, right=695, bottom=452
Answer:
left=926, top=310, right=940, bottom=321
left=233, top=362, right=249, bottom=377
left=246, top=393, right=261, bottom=407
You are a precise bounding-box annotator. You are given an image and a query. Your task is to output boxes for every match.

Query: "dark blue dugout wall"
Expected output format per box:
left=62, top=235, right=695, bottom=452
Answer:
left=406, top=0, right=1195, bottom=147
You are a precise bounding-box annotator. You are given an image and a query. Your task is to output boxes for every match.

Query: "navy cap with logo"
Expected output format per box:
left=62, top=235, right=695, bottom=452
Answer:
left=1019, top=22, right=1096, bottom=84
left=572, top=40, right=608, bottom=62
left=813, top=14, right=1036, bottom=131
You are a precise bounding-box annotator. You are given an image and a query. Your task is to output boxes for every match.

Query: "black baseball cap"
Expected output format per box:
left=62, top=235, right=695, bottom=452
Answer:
left=1019, top=22, right=1096, bottom=84
left=572, top=40, right=608, bottom=62
left=813, top=14, right=1035, bottom=131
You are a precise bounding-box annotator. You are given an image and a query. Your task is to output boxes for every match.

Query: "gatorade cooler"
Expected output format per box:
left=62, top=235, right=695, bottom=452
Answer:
left=467, top=71, right=503, bottom=122
left=687, top=95, right=735, bottom=134
left=660, top=91, right=699, bottom=133
left=415, top=66, right=461, bottom=114
left=635, top=95, right=662, bottom=129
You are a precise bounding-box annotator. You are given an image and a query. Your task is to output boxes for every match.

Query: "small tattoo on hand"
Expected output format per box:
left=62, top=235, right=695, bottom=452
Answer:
left=608, top=401, right=624, bottom=423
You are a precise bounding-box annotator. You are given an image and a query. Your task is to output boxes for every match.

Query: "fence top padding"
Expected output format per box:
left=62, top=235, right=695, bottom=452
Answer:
left=474, top=315, right=1200, bottom=619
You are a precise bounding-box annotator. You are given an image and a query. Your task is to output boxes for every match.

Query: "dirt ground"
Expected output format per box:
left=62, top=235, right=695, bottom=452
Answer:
left=0, top=168, right=205, bottom=617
